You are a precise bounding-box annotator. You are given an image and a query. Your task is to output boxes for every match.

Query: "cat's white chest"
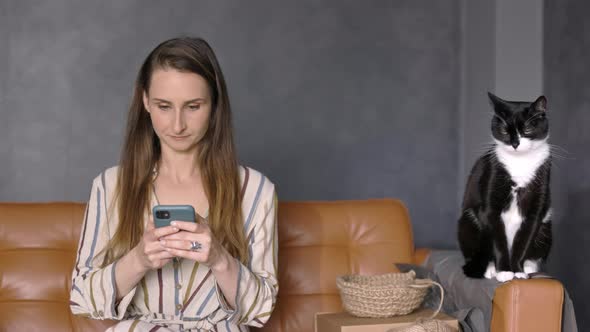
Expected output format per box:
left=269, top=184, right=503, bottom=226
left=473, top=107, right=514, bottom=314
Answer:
left=495, top=140, right=550, bottom=187
left=495, top=139, right=550, bottom=251
left=501, top=189, right=522, bottom=252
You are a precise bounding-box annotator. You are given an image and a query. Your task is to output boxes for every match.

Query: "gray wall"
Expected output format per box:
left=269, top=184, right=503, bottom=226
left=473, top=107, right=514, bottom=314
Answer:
left=545, top=0, right=590, bottom=328
left=459, top=0, right=495, bottom=199
left=459, top=0, right=544, bottom=193
left=0, top=1, right=461, bottom=249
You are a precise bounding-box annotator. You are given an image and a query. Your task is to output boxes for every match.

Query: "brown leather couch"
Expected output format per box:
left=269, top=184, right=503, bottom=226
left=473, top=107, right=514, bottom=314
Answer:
left=0, top=199, right=564, bottom=331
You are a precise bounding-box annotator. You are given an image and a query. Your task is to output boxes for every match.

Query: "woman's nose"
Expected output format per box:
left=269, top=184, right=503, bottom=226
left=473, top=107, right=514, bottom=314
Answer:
left=173, top=110, right=186, bottom=132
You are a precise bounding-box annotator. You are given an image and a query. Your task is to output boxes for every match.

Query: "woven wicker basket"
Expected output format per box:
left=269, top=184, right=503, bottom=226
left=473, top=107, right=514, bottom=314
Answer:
left=336, top=270, right=435, bottom=318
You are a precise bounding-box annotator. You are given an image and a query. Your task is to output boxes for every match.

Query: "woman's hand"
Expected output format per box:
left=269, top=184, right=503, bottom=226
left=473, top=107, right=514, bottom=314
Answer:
left=160, top=220, right=230, bottom=271
left=132, top=216, right=180, bottom=272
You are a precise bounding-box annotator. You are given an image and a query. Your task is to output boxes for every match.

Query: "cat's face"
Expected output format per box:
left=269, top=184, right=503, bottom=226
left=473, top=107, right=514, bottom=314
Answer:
left=489, top=93, right=549, bottom=153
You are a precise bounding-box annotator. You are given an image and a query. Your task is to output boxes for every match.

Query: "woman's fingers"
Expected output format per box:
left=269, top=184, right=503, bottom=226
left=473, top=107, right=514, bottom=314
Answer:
left=149, top=221, right=221, bottom=265
left=160, top=235, right=218, bottom=264
left=162, top=231, right=210, bottom=242
left=144, top=219, right=178, bottom=243
left=163, top=247, right=205, bottom=261
left=170, top=220, right=207, bottom=233
left=141, top=223, right=180, bottom=256
left=148, top=250, right=175, bottom=261
left=152, top=224, right=179, bottom=239
left=143, top=240, right=170, bottom=255
left=160, top=239, right=208, bottom=251
left=133, top=217, right=182, bottom=271
left=141, top=246, right=175, bottom=269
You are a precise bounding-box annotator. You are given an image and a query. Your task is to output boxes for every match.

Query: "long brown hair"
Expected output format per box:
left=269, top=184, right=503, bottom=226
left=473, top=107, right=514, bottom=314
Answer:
left=100, top=37, right=247, bottom=267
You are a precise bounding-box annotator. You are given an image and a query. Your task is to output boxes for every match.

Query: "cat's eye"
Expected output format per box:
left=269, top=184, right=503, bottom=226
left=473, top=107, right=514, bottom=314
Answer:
left=499, top=126, right=508, bottom=135
left=526, top=114, right=545, bottom=127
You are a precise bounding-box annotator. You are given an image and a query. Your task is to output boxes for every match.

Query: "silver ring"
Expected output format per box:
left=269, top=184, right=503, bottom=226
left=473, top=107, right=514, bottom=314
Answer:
left=190, top=241, right=202, bottom=251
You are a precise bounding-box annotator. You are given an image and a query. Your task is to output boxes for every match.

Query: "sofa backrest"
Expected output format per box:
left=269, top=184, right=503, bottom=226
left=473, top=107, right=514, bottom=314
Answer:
left=260, top=199, right=415, bottom=332
left=0, top=202, right=116, bottom=331
left=0, top=199, right=415, bottom=332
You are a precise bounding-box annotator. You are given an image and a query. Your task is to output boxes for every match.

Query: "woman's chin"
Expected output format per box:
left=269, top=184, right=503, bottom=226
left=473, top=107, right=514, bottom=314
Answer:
left=162, top=140, right=198, bottom=153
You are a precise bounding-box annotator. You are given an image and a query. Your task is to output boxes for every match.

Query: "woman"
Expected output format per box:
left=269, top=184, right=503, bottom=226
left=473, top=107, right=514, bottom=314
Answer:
left=70, top=37, right=278, bottom=332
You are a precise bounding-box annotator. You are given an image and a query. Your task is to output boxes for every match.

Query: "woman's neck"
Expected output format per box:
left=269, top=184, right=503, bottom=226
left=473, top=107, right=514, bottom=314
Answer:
left=158, top=148, right=201, bottom=184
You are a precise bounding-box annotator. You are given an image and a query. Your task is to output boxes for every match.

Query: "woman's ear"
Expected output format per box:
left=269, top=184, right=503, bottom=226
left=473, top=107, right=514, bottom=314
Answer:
left=143, top=91, right=150, bottom=113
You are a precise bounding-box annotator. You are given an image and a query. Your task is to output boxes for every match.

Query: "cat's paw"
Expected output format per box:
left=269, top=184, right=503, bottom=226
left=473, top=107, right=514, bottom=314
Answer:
left=514, top=272, right=529, bottom=279
left=484, top=263, right=497, bottom=279
left=523, top=260, right=539, bottom=274
left=496, top=271, right=515, bottom=282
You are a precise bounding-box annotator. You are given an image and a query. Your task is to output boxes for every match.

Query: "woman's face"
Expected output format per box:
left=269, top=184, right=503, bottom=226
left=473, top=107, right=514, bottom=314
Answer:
left=143, top=68, right=212, bottom=154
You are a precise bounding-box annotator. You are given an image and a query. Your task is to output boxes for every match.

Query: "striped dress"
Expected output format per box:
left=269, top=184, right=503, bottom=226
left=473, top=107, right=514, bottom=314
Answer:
left=70, top=166, right=278, bottom=332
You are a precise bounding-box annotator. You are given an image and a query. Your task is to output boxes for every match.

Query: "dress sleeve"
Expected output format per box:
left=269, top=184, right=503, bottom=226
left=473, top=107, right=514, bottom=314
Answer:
left=69, top=174, right=137, bottom=320
left=214, top=183, right=279, bottom=327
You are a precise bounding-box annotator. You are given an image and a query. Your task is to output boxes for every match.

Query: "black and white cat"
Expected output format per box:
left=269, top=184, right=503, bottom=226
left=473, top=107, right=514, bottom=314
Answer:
left=458, top=92, right=552, bottom=282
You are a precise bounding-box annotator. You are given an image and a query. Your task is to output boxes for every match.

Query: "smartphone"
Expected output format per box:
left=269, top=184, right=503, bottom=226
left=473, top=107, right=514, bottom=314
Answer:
left=152, top=205, right=196, bottom=228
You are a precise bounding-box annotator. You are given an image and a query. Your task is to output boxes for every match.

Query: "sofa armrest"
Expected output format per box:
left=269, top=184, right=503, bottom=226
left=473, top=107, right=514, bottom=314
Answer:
left=422, top=250, right=569, bottom=332
left=413, top=247, right=431, bottom=265
left=491, top=278, right=564, bottom=332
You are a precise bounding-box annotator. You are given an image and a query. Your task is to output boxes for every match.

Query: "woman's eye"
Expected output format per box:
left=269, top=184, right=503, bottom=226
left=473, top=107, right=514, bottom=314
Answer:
left=158, top=105, right=171, bottom=111
left=188, top=104, right=201, bottom=111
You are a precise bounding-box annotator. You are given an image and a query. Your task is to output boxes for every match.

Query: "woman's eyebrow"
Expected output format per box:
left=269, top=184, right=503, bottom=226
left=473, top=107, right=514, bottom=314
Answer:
left=183, top=98, right=206, bottom=104
left=152, top=98, right=206, bottom=104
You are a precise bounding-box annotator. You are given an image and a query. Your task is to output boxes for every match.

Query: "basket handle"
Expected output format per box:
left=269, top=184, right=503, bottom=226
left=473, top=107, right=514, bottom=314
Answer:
left=409, top=279, right=444, bottom=320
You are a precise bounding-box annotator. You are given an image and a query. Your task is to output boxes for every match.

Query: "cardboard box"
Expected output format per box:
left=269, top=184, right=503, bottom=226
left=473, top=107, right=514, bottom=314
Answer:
left=315, top=308, right=459, bottom=332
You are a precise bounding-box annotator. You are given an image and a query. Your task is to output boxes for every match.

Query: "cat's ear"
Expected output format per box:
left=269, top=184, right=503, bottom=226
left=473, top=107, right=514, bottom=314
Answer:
left=533, top=95, right=547, bottom=113
left=488, top=92, right=509, bottom=116
left=488, top=92, right=506, bottom=107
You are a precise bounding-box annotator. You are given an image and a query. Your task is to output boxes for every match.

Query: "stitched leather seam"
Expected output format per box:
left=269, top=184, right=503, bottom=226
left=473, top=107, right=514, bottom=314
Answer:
left=512, top=283, right=518, bottom=331
left=556, top=281, right=564, bottom=331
